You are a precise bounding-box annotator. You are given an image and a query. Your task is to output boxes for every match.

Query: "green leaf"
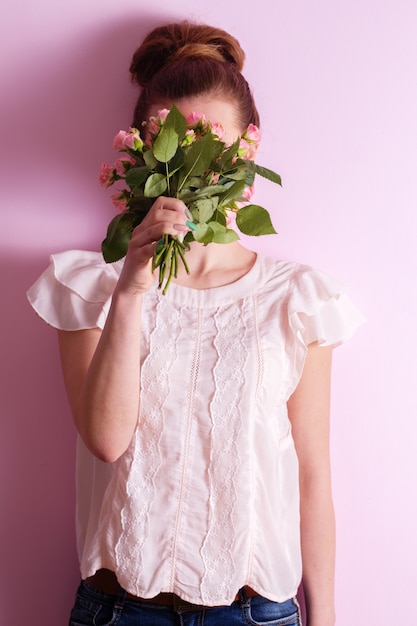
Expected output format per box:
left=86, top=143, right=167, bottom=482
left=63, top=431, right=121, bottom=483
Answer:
left=128, top=196, right=154, bottom=216
left=167, top=147, right=185, bottom=177
left=143, top=149, right=158, bottom=169
left=217, top=179, right=246, bottom=207
left=236, top=204, right=277, bottom=236
left=163, top=105, right=187, bottom=142
left=144, top=173, right=168, bottom=197
left=129, top=152, right=146, bottom=166
left=193, top=223, right=214, bottom=244
left=197, top=183, right=233, bottom=197
left=212, top=209, right=227, bottom=226
left=215, top=137, right=240, bottom=170
left=210, top=138, right=225, bottom=161
left=101, top=212, right=136, bottom=262
left=222, top=163, right=255, bottom=188
left=183, top=231, right=195, bottom=245
left=192, top=221, right=239, bottom=244
left=130, top=186, right=145, bottom=198
left=207, top=222, right=239, bottom=243
left=153, top=126, right=179, bottom=163
left=192, top=197, right=217, bottom=223
left=125, top=166, right=150, bottom=190
left=254, top=163, right=282, bottom=186
left=178, top=133, right=219, bottom=188
left=178, top=184, right=213, bottom=204
left=186, top=176, right=205, bottom=189
left=222, top=166, right=248, bottom=181
left=176, top=177, right=203, bottom=201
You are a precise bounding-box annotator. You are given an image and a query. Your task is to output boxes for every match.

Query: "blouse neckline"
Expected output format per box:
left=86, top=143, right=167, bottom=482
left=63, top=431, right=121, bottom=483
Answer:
left=147, top=254, right=277, bottom=308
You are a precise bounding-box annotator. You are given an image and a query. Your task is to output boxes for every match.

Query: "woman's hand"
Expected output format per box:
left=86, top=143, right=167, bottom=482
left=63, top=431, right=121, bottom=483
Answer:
left=116, top=196, right=190, bottom=296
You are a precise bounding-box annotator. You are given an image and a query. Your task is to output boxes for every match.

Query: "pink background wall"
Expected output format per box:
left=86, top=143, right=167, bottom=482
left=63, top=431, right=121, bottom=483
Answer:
left=1, top=1, right=416, bottom=624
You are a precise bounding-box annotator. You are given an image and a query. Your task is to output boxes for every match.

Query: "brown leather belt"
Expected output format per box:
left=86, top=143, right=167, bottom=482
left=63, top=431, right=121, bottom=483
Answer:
left=86, top=569, right=258, bottom=610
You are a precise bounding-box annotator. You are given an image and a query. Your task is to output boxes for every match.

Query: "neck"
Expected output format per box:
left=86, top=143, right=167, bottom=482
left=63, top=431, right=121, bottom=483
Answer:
left=173, top=241, right=256, bottom=289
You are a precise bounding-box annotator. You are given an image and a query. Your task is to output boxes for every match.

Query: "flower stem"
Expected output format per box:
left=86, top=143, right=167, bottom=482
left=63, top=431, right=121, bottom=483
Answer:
left=152, top=236, right=190, bottom=293
left=176, top=242, right=190, bottom=274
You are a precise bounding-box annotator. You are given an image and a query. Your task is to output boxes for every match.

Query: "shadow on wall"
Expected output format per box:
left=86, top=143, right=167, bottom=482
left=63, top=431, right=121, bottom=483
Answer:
left=3, top=12, right=179, bottom=193
left=1, top=10, right=180, bottom=260
left=0, top=256, right=79, bottom=621
left=0, top=11, right=177, bottom=626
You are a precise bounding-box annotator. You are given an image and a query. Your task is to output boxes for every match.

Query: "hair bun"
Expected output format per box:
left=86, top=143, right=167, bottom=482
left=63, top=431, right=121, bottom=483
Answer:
left=130, top=21, right=245, bottom=87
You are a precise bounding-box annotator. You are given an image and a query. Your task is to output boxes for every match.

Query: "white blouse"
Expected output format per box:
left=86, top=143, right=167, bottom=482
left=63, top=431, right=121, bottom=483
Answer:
left=27, top=250, right=364, bottom=606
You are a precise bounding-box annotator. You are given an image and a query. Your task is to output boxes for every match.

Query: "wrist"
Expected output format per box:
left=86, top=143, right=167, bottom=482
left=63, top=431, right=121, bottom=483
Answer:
left=113, top=275, right=151, bottom=299
left=116, top=258, right=156, bottom=297
left=112, top=285, right=145, bottom=305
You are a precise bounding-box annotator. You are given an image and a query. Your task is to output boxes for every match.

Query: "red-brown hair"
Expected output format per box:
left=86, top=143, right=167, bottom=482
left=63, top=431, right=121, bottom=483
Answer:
left=129, top=21, right=260, bottom=131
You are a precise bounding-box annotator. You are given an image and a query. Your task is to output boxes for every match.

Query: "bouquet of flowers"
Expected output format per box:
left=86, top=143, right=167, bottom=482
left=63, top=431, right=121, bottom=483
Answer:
left=99, top=105, right=281, bottom=293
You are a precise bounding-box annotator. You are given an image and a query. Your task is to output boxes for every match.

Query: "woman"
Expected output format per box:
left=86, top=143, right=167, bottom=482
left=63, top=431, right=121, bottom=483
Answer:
left=28, top=21, right=364, bottom=626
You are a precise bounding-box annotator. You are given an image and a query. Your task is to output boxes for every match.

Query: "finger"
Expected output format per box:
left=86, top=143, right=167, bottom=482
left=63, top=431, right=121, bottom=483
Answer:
left=142, top=197, right=189, bottom=228
left=131, top=221, right=189, bottom=246
left=152, top=196, right=188, bottom=215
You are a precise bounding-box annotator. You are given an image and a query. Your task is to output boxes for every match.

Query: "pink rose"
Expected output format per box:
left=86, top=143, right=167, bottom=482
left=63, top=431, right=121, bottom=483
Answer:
left=210, top=122, right=225, bottom=140
left=181, top=129, right=196, bottom=146
left=244, top=124, right=262, bottom=143
left=146, top=117, right=160, bottom=137
left=123, top=128, right=143, bottom=151
left=186, top=111, right=207, bottom=126
left=238, top=138, right=258, bottom=160
left=113, top=128, right=143, bottom=152
left=245, top=143, right=259, bottom=160
left=157, top=109, right=170, bottom=123
left=238, top=138, right=250, bottom=157
left=225, top=209, right=237, bottom=226
left=111, top=191, right=129, bottom=212
left=99, top=163, right=115, bottom=188
left=115, top=156, right=135, bottom=176
left=234, top=185, right=255, bottom=210
left=239, top=124, right=261, bottom=159
left=242, top=185, right=255, bottom=201
left=113, top=130, right=129, bottom=151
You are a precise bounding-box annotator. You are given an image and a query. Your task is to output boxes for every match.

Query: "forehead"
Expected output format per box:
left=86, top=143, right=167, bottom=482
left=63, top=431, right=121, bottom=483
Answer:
left=148, top=96, right=242, bottom=141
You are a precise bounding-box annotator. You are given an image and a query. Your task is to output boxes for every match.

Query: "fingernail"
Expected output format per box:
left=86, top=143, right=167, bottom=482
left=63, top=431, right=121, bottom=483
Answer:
left=186, top=220, right=198, bottom=231
left=184, top=207, right=193, bottom=220
left=174, top=223, right=189, bottom=232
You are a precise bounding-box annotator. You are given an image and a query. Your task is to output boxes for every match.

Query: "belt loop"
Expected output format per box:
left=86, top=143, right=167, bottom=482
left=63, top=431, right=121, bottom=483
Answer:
left=173, top=595, right=209, bottom=612
left=113, top=587, right=127, bottom=620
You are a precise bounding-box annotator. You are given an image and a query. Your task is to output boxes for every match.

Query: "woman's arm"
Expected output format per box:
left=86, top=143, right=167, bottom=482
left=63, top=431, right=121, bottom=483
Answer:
left=287, top=341, right=336, bottom=626
left=58, top=290, right=143, bottom=463
left=58, top=197, right=190, bottom=462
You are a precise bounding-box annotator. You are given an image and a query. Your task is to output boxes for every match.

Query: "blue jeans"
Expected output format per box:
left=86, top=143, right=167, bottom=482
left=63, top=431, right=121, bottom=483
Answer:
left=69, top=580, right=302, bottom=625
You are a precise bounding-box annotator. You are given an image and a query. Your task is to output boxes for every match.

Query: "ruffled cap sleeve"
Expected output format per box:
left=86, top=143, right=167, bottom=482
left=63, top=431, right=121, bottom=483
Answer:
left=288, top=264, right=366, bottom=347
left=27, top=250, right=122, bottom=330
